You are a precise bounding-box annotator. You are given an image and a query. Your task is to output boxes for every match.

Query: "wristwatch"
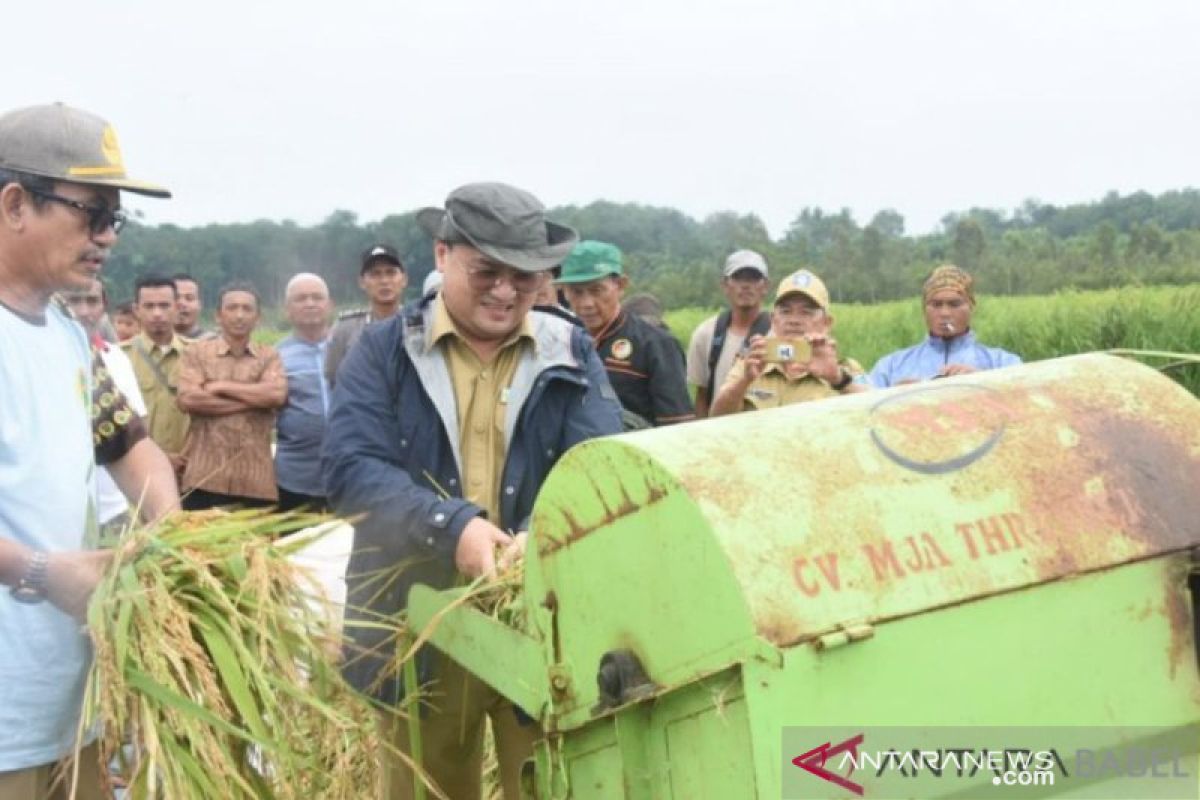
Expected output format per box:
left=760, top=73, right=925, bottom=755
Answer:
left=831, top=367, right=854, bottom=391
left=10, top=550, right=49, bottom=604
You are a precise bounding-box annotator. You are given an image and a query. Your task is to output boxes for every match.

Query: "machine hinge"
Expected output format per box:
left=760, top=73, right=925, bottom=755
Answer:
left=814, top=622, right=875, bottom=652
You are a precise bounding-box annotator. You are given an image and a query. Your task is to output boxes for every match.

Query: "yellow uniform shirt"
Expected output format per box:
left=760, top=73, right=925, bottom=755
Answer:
left=429, top=297, right=534, bottom=523
left=120, top=332, right=191, bottom=456
left=722, top=357, right=864, bottom=412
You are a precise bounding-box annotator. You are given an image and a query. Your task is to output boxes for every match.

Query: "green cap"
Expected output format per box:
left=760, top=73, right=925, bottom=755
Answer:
left=0, top=103, right=170, bottom=198
left=557, top=240, right=624, bottom=284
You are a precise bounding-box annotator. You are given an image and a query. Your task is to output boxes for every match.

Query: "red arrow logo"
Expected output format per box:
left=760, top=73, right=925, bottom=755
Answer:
left=792, top=734, right=866, bottom=796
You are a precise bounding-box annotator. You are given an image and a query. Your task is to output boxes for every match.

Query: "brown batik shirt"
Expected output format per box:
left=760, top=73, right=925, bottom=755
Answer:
left=177, top=337, right=285, bottom=500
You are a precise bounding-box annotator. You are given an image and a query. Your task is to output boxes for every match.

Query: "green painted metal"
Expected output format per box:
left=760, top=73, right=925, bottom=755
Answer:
left=405, top=354, right=1200, bottom=798
left=407, top=584, right=549, bottom=717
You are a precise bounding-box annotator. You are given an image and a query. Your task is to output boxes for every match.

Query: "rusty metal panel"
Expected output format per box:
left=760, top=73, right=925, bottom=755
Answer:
left=533, top=354, right=1200, bottom=650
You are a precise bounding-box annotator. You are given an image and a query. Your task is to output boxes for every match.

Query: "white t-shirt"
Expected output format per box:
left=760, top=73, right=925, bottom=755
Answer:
left=0, top=302, right=97, bottom=771
left=97, top=343, right=147, bottom=524
left=686, top=314, right=750, bottom=397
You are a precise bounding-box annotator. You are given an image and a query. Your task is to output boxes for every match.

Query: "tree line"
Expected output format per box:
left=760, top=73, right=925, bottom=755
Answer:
left=104, top=188, right=1200, bottom=311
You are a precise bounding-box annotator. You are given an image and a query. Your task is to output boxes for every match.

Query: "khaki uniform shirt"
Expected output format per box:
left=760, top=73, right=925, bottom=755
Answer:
left=177, top=338, right=285, bottom=500
left=722, top=357, right=865, bottom=412
left=120, top=332, right=191, bottom=456
left=429, top=296, right=533, bottom=523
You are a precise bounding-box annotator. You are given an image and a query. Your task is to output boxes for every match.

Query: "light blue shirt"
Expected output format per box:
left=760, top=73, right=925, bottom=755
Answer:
left=0, top=303, right=97, bottom=771
left=275, top=333, right=330, bottom=496
left=869, top=331, right=1022, bottom=388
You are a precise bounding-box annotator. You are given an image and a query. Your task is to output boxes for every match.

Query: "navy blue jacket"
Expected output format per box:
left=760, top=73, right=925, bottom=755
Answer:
left=323, top=296, right=623, bottom=699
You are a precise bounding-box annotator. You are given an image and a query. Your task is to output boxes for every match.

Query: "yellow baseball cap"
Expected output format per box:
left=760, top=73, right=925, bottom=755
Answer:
left=775, top=269, right=830, bottom=309
left=0, top=103, right=170, bottom=198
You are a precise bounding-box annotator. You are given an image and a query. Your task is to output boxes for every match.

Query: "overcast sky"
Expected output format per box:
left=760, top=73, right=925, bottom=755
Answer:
left=12, top=0, right=1199, bottom=237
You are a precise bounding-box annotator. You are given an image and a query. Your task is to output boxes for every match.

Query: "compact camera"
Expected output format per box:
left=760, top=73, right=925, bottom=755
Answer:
left=762, top=337, right=813, bottom=364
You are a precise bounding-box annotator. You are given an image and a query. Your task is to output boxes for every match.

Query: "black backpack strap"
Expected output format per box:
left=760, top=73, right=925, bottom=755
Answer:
left=705, top=310, right=773, bottom=399
left=750, top=310, right=772, bottom=338
left=705, top=310, right=733, bottom=400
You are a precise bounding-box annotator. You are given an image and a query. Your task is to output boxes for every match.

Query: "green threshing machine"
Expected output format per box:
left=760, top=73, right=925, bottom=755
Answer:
left=409, top=354, right=1200, bottom=798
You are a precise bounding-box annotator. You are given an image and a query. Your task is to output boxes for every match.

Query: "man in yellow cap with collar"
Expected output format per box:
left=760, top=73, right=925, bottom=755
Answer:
left=710, top=268, right=868, bottom=415
left=869, top=264, right=1021, bottom=387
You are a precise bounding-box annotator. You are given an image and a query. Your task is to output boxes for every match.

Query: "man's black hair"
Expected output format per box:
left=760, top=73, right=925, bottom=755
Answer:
left=217, top=280, right=261, bottom=309
left=0, top=168, right=56, bottom=209
left=134, top=274, right=179, bottom=302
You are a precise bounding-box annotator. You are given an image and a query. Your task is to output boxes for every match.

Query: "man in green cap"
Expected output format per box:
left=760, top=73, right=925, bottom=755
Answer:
left=324, top=182, right=623, bottom=799
left=558, top=240, right=695, bottom=428
left=0, top=102, right=180, bottom=798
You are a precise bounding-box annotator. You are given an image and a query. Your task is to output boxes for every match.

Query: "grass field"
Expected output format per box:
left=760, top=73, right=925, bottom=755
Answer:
left=254, top=284, right=1200, bottom=394
left=664, top=284, right=1200, bottom=395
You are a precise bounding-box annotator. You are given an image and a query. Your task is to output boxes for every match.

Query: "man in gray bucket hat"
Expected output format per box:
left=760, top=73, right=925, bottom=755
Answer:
left=0, top=102, right=179, bottom=798
left=324, top=182, right=622, bottom=799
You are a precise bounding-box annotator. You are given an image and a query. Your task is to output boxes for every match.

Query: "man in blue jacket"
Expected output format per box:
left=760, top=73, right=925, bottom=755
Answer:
left=323, top=182, right=623, bottom=800
left=869, top=264, right=1022, bottom=387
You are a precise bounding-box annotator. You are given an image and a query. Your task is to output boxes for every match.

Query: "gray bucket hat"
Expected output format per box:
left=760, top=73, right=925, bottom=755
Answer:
left=416, top=182, right=577, bottom=273
left=0, top=102, right=169, bottom=198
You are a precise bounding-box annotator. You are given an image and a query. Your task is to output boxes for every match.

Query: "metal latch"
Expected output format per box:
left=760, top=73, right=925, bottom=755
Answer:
left=814, top=622, right=875, bottom=652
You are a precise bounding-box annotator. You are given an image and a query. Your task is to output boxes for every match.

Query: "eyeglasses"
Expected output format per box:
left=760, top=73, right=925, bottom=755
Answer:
left=464, top=264, right=545, bottom=295
left=27, top=189, right=127, bottom=235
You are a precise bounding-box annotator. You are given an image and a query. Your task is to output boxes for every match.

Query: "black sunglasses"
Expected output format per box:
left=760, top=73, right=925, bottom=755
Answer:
left=27, top=189, right=128, bottom=235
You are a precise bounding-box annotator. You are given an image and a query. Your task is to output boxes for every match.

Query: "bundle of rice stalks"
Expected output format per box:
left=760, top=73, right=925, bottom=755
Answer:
left=81, top=508, right=390, bottom=800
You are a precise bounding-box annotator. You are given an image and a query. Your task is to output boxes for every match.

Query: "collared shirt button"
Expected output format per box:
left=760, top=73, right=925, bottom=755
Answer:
left=400, top=438, right=408, bottom=447
left=546, top=448, right=555, bottom=457
left=505, top=485, right=515, bottom=496
left=448, top=477, right=457, bottom=486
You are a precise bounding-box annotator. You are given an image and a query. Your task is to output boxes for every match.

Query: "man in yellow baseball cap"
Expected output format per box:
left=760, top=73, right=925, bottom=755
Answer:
left=0, top=102, right=178, bottom=798
left=710, top=268, right=868, bottom=415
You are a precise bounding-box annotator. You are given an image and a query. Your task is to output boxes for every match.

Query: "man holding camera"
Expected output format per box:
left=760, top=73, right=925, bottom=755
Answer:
left=709, top=268, right=868, bottom=416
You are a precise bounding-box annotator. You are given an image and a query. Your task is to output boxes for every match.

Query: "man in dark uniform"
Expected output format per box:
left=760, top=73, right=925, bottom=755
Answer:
left=558, top=240, right=694, bottom=429
left=324, top=243, right=407, bottom=387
